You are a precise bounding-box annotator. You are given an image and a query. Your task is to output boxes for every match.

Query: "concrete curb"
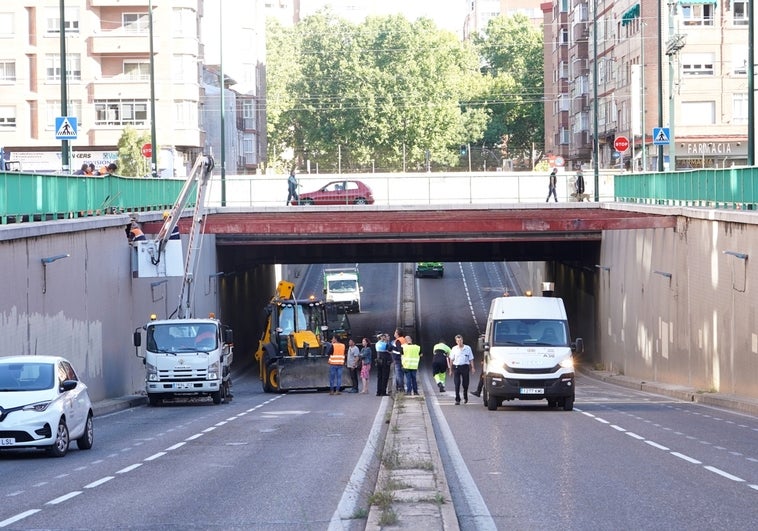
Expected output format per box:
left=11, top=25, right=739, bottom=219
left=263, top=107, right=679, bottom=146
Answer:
left=93, top=395, right=147, bottom=417
left=366, top=394, right=459, bottom=530
left=580, top=367, right=758, bottom=416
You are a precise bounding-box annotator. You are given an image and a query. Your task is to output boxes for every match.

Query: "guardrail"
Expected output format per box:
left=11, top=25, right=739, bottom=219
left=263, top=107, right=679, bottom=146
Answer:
left=614, top=166, right=758, bottom=210
left=0, top=172, right=189, bottom=224
left=4, top=166, right=756, bottom=224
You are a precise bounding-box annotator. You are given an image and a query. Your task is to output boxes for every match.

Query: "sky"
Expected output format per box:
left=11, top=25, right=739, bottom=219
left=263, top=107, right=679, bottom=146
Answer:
left=300, top=0, right=468, bottom=36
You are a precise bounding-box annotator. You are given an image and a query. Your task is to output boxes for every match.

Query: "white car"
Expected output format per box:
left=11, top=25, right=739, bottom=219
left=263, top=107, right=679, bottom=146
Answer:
left=0, top=355, right=94, bottom=457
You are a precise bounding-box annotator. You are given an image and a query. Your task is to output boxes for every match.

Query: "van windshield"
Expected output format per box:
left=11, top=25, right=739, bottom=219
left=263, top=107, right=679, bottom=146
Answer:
left=492, top=319, right=568, bottom=347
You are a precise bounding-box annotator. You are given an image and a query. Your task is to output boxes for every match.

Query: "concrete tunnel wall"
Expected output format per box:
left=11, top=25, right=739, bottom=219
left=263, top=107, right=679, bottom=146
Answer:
left=2, top=207, right=758, bottom=402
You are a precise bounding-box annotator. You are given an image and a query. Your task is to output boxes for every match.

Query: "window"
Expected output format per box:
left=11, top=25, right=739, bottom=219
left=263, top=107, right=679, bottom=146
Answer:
left=732, top=94, right=747, bottom=124
left=243, top=134, right=256, bottom=165
left=0, top=12, right=13, bottom=38
left=45, top=6, right=79, bottom=33
left=560, top=28, right=569, bottom=45
left=682, top=53, right=714, bottom=76
left=0, top=105, right=16, bottom=128
left=46, top=100, right=82, bottom=129
left=173, top=100, right=197, bottom=127
left=172, top=55, right=197, bottom=84
left=124, top=61, right=150, bottom=80
left=0, top=60, right=15, bottom=81
left=173, top=8, right=196, bottom=38
left=732, top=49, right=747, bottom=75
left=94, top=99, right=148, bottom=126
left=680, top=101, right=715, bottom=125
left=680, top=3, right=714, bottom=26
left=123, top=13, right=149, bottom=33
left=559, top=61, right=569, bottom=79
left=243, top=100, right=255, bottom=129
left=733, top=0, right=748, bottom=26
left=45, top=53, right=81, bottom=81
left=559, top=127, right=570, bottom=144
left=560, top=93, right=570, bottom=112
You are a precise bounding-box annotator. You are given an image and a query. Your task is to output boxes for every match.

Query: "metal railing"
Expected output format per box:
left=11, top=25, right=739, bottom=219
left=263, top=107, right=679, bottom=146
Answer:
left=3, top=166, right=757, bottom=224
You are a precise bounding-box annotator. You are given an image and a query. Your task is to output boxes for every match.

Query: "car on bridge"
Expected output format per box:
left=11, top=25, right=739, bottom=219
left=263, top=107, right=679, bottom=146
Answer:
left=0, top=355, right=94, bottom=457
left=292, top=179, right=375, bottom=206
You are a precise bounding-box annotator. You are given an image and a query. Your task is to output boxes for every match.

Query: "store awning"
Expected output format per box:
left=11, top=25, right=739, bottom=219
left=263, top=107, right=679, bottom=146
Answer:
left=678, top=0, right=717, bottom=5
left=621, top=4, right=640, bottom=27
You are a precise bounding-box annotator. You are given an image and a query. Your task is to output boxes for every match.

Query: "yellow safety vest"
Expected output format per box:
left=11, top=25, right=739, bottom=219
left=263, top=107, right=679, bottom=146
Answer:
left=329, top=343, right=346, bottom=365
left=401, top=344, right=421, bottom=370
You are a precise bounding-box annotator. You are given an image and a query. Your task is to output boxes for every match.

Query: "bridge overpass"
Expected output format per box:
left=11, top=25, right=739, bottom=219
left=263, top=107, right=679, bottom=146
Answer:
left=141, top=203, right=677, bottom=264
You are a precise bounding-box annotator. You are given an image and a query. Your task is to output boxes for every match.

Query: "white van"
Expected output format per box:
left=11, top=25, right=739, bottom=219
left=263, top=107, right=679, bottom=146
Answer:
left=481, top=295, right=582, bottom=411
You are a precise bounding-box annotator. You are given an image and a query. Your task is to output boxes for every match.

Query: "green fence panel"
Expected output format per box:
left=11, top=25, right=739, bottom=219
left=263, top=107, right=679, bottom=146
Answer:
left=0, top=171, right=189, bottom=223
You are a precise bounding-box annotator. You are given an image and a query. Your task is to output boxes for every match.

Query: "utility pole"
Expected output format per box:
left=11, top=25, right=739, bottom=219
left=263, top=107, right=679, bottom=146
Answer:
left=749, top=0, right=755, bottom=165
left=665, top=2, right=685, bottom=170
left=593, top=0, right=600, bottom=201
left=657, top=0, right=664, bottom=171
left=148, top=0, right=157, bottom=177
left=59, top=0, right=69, bottom=172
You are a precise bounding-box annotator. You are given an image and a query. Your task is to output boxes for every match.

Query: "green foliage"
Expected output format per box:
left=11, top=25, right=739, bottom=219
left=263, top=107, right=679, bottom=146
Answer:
left=266, top=10, right=544, bottom=171
left=116, top=126, right=151, bottom=177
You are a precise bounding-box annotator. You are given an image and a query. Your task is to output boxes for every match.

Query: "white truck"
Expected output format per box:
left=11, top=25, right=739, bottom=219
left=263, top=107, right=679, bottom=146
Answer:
left=323, top=266, right=362, bottom=313
left=480, top=294, right=582, bottom=411
left=132, top=155, right=234, bottom=406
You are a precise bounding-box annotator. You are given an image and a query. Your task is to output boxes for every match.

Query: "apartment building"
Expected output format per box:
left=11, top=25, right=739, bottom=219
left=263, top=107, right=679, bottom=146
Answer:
left=542, top=0, right=749, bottom=171
left=0, top=1, right=265, bottom=175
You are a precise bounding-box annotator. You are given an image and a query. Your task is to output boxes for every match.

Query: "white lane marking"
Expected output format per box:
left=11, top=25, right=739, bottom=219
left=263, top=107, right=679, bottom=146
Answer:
left=671, top=452, right=701, bottom=464
left=5, top=491, right=24, bottom=497
left=185, top=433, right=203, bottom=441
left=85, top=476, right=114, bottom=489
left=165, top=442, right=186, bottom=451
left=594, top=417, right=610, bottom=424
left=144, top=451, right=166, bottom=461
left=645, top=440, right=670, bottom=451
left=0, top=509, right=41, bottom=528
left=581, top=411, right=595, bottom=418
left=47, top=491, right=82, bottom=505
left=704, top=466, right=744, bottom=482
left=117, top=463, right=142, bottom=474
left=215, top=421, right=227, bottom=426
left=328, top=396, right=390, bottom=530
left=626, top=432, right=645, bottom=440
left=610, top=425, right=626, bottom=432
left=202, top=426, right=216, bottom=433
left=426, top=378, right=497, bottom=530
left=749, top=484, right=758, bottom=491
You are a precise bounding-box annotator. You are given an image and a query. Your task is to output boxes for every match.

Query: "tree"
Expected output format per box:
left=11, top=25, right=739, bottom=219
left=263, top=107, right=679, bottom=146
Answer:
left=116, top=126, right=151, bottom=177
left=266, top=10, right=487, bottom=171
left=474, top=14, right=544, bottom=166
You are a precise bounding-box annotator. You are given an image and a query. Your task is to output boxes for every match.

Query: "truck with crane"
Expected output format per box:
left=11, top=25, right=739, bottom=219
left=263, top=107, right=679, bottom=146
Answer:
left=255, top=280, right=351, bottom=393
left=132, top=154, right=234, bottom=406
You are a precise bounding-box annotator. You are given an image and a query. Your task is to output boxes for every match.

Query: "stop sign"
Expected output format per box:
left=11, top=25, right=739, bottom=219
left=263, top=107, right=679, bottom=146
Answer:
left=613, top=136, right=630, bottom=153
left=141, top=143, right=152, bottom=158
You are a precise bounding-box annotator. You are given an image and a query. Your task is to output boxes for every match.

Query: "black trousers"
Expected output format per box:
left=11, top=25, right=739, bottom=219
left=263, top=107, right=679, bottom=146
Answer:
left=349, top=366, right=359, bottom=390
left=453, top=365, right=471, bottom=401
left=376, top=357, right=391, bottom=396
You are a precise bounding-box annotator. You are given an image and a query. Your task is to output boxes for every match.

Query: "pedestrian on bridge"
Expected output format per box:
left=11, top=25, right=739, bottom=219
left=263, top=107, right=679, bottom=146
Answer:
left=286, top=169, right=299, bottom=205
left=546, top=168, right=558, bottom=202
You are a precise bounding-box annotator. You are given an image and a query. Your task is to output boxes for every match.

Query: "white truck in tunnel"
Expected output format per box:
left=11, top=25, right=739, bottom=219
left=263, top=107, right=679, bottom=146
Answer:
left=480, top=294, right=582, bottom=411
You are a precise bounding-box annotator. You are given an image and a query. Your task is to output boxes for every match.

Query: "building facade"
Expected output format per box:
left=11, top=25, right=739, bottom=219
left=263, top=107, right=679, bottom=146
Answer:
left=542, top=0, right=749, bottom=171
left=0, top=1, right=265, bottom=175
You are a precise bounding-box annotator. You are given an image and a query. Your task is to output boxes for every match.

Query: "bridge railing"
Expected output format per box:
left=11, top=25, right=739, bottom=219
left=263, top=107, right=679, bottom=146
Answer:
left=4, top=166, right=756, bottom=224
left=0, top=172, right=188, bottom=224
left=614, top=166, right=758, bottom=209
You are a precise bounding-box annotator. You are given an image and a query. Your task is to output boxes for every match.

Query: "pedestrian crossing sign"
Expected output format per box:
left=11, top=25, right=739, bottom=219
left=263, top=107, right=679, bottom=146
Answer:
left=653, top=127, right=670, bottom=145
left=55, top=116, right=78, bottom=140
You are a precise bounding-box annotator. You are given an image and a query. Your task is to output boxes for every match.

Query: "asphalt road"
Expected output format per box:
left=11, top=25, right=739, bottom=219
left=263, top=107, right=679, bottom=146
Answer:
left=2, top=262, right=756, bottom=530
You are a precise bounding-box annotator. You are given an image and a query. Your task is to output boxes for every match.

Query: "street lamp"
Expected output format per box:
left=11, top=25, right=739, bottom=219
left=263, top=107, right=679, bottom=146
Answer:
left=148, top=0, right=157, bottom=177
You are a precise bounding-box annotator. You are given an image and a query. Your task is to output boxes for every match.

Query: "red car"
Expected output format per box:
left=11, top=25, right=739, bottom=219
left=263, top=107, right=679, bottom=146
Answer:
left=292, top=180, right=375, bottom=206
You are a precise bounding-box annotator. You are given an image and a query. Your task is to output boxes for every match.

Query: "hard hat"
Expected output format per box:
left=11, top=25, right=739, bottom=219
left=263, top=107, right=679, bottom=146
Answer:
left=163, top=211, right=170, bottom=219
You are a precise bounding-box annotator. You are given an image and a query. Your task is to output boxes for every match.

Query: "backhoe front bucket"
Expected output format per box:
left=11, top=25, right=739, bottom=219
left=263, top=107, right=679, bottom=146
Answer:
left=277, top=356, right=350, bottom=391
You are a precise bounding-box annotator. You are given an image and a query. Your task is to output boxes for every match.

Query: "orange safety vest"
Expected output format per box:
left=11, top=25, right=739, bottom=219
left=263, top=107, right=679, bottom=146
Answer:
left=130, top=227, right=146, bottom=241
left=329, top=342, right=345, bottom=365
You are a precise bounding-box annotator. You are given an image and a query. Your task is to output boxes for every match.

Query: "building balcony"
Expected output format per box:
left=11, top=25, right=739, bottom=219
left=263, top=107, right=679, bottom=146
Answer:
left=90, top=33, right=150, bottom=55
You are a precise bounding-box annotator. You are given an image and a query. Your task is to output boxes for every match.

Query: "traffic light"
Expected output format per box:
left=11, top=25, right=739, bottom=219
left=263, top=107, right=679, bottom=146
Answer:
left=460, top=145, right=467, bottom=156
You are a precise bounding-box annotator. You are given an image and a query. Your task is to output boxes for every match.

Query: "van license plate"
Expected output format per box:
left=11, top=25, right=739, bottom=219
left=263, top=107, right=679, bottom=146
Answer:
left=520, top=388, right=544, bottom=395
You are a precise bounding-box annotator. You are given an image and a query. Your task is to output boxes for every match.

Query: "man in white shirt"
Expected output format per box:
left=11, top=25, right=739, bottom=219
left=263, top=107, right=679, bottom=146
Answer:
left=448, top=334, right=475, bottom=404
